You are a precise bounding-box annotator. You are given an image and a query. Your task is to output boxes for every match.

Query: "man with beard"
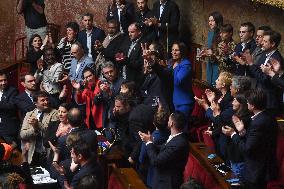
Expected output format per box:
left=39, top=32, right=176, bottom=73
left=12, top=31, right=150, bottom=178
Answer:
left=0, top=72, right=20, bottom=145
left=35, top=47, right=63, bottom=108
left=244, top=30, right=283, bottom=116
left=106, top=0, right=135, bottom=34
left=16, top=73, right=37, bottom=119
left=135, top=0, right=156, bottom=42
left=94, top=19, right=126, bottom=77
left=139, top=111, right=189, bottom=189
left=94, top=62, right=124, bottom=129
left=112, top=94, right=154, bottom=166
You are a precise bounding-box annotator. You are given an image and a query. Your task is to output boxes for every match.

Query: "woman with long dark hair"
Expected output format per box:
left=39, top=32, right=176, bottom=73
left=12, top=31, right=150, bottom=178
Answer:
left=26, top=34, right=44, bottom=74
left=200, top=11, right=223, bottom=86
left=224, top=93, right=251, bottom=182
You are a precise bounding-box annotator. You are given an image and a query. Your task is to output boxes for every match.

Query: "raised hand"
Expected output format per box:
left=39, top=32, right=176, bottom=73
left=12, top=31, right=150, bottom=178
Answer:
left=241, top=49, right=253, bottom=65
left=222, top=125, right=235, bottom=136
left=232, top=115, right=245, bottom=132
left=138, top=131, right=152, bottom=143
left=270, top=58, right=281, bottom=73
left=71, top=80, right=81, bottom=90
left=59, top=85, right=68, bottom=99
left=205, top=89, right=215, bottom=103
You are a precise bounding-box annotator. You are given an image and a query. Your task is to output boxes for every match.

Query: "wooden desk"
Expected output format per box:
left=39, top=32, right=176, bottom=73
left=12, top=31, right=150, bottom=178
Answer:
left=189, top=143, right=235, bottom=189
left=108, top=167, right=147, bottom=189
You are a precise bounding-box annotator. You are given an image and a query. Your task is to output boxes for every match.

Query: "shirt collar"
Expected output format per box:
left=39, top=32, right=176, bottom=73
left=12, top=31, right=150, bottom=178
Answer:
left=266, top=49, right=276, bottom=57
left=251, top=110, right=264, bottom=120
left=166, top=132, right=183, bottom=143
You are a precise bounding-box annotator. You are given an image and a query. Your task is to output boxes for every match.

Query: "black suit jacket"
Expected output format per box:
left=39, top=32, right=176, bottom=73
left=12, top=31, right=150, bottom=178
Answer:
left=106, top=1, right=135, bottom=34
left=146, top=133, right=189, bottom=189
left=15, top=91, right=35, bottom=120
left=102, top=34, right=126, bottom=63
left=232, top=111, right=278, bottom=183
left=57, top=126, right=97, bottom=161
left=71, top=160, right=103, bottom=189
left=248, top=50, right=283, bottom=112
left=135, top=8, right=157, bottom=42
left=0, top=86, right=20, bottom=143
left=119, top=36, right=145, bottom=85
left=152, top=0, right=180, bottom=46
left=77, top=26, right=106, bottom=59
left=233, top=39, right=257, bottom=76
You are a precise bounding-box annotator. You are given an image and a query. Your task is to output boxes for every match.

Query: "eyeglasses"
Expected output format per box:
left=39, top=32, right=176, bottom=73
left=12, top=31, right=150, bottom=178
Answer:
left=239, top=31, right=249, bottom=34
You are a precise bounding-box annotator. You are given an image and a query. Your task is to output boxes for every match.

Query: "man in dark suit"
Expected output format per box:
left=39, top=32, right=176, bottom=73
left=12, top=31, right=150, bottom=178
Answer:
left=139, top=111, right=189, bottom=189
left=223, top=89, right=278, bottom=189
left=67, top=142, right=103, bottom=189
left=16, top=74, right=37, bottom=120
left=54, top=108, right=98, bottom=187
left=106, top=0, right=135, bottom=34
left=0, top=72, right=20, bottom=144
left=96, top=19, right=126, bottom=65
left=118, top=23, right=145, bottom=85
left=77, top=13, right=106, bottom=60
left=232, top=22, right=257, bottom=76
left=245, top=30, right=283, bottom=116
left=151, top=0, right=180, bottom=50
left=135, top=0, right=156, bottom=42
left=57, top=108, right=98, bottom=161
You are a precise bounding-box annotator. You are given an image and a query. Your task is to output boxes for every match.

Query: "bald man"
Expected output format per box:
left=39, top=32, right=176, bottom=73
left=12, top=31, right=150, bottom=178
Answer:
left=69, top=42, right=94, bottom=84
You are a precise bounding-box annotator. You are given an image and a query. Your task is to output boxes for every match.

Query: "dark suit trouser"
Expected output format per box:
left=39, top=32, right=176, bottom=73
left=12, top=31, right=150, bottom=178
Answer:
left=244, top=181, right=267, bottom=189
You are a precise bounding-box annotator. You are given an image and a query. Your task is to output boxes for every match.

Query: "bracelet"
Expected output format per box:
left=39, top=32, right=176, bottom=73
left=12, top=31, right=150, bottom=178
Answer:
left=52, top=161, right=58, bottom=164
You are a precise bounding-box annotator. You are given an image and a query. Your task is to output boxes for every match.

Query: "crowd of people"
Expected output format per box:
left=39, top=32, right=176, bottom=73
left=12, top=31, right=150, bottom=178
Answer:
left=0, top=0, right=283, bottom=189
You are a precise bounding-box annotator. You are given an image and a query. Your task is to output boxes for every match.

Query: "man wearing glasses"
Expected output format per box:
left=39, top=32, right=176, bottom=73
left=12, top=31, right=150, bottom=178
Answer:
left=232, top=22, right=256, bottom=76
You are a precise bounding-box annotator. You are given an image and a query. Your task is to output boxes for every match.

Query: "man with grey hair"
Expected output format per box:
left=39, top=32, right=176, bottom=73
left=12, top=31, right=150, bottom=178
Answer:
left=94, top=61, right=125, bottom=128
left=69, top=42, right=94, bottom=84
left=230, top=76, right=252, bottom=97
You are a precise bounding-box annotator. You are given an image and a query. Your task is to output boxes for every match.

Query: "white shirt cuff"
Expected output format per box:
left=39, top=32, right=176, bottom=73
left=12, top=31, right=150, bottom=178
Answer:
left=231, top=132, right=237, bottom=138
left=146, top=141, right=153, bottom=146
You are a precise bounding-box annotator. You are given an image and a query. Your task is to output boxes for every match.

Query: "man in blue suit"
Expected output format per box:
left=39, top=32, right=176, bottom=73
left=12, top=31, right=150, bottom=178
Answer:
left=16, top=73, right=37, bottom=120
left=139, top=111, right=189, bottom=189
left=77, top=13, right=106, bottom=60
left=0, top=72, right=20, bottom=145
left=245, top=30, right=283, bottom=116
left=223, top=89, right=278, bottom=189
left=232, top=22, right=256, bottom=76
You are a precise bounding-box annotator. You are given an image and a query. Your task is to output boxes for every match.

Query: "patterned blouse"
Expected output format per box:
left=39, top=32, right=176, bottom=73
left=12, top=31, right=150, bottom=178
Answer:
left=214, top=40, right=236, bottom=73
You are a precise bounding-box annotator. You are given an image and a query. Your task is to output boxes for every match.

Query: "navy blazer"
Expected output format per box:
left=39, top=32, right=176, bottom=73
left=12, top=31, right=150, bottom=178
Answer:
left=106, top=1, right=135, bottom=34
left=232, top=111, right=278, bottom=183
left=77, top=27, right=106, bottom=59
left=15, top=91, right=35, bottom=120
left=0, top=86, right=20, bottom=143
left=146, top=133, right=189, bottom=189
left=152, top=0, right=180, bottom=45
left=71, top=160, right=103, bottom=189
left=119, top=36, right=145, bottom=85
left=57, top=126, right=97, bottom=161
left=248, top=50, right=283, bottom=111
left=233, top=39, right=256, bottom=76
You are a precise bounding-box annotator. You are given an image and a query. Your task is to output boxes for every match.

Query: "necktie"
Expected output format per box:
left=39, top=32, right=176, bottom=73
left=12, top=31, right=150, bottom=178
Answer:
left=38, top=112, right=44, bottom=122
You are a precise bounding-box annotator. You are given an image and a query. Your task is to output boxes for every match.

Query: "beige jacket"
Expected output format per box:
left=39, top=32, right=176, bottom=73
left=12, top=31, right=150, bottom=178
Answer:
left=20, top=108, right=59, bottom=164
